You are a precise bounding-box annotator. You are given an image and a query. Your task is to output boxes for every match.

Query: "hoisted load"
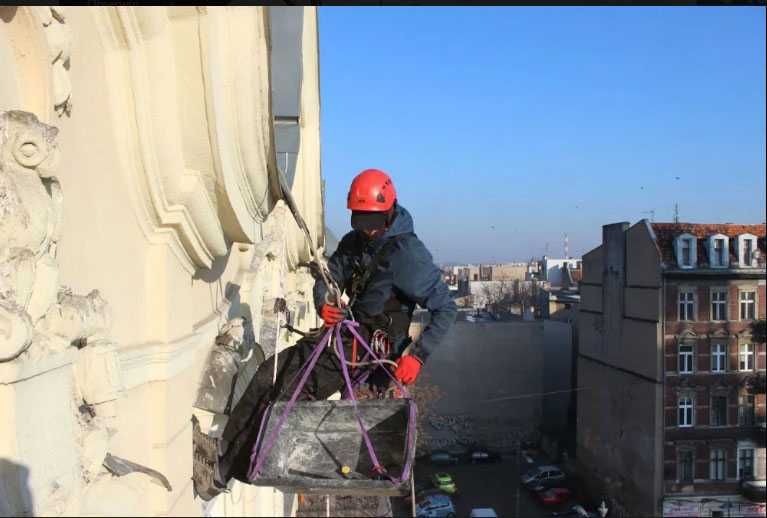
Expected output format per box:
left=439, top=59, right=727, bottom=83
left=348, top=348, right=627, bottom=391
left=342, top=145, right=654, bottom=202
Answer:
left=246, top=320, right=417, bottom=496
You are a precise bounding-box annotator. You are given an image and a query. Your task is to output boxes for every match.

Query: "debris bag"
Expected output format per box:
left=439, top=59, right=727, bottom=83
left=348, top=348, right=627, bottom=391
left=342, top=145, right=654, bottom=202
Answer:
left=249, top=399, right=416, bottom=496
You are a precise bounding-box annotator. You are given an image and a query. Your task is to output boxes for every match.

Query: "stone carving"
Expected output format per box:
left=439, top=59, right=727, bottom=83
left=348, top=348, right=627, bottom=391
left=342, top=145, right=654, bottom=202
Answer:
left=0, top=110, right=62, bottom=360
left=0, top=111, right=167, bottom=514
left=32, top=6, right=73, bottom=117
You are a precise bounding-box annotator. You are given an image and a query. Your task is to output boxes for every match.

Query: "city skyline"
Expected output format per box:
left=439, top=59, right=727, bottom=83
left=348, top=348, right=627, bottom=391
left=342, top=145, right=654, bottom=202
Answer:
left=319, top=7, right=766, bottom=264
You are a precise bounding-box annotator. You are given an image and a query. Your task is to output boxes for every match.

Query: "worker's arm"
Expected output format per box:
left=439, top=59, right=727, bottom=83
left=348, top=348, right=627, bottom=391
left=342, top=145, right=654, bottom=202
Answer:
left=392, top=239, right=457, bottom=361
left=312, top=233, right=356, bottom=311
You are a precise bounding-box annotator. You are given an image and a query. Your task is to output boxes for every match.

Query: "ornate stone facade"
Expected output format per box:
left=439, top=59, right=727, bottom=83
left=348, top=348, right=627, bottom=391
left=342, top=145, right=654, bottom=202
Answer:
left=1, top=6, right=324, bottom=516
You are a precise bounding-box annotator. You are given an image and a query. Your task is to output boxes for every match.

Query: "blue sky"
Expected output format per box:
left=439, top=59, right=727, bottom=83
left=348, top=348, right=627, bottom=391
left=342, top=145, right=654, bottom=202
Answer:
left=318, top=7, right=766, bottom=264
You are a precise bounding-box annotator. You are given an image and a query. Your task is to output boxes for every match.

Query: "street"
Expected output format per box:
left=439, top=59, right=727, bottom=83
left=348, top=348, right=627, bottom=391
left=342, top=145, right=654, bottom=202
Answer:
left=391, top=455, right=560, bottom=518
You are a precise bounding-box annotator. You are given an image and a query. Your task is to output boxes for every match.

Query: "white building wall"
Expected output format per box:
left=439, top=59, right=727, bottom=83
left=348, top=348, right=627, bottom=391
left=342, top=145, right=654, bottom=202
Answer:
left=1, top=6, right=323, bottom=516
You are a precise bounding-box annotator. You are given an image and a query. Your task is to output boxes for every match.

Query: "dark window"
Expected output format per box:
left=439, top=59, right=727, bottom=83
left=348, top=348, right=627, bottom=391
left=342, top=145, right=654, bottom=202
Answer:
left=714, top=238, right=726, bottom=266
left=739, top=448, right=755, bottom=480
left=738, top=395, right=755, bottom=426
left=678, top=397, right=694, bottom=427
left=678, top=345, right=694, bottom=373
left=681, top=239, right=692, bottom=266
left=711, top=343, right=727, bottom=373
left=679, top=291, right=695, bottom=321
left=679, top=450, right=694, bottom=482
left=744, top=239, right=753, bottom=266
left=711, top=396, right=728, bottom=426
left=710, top=448, right=726, bottom=481
left=711, top=290, right=727, bottom=321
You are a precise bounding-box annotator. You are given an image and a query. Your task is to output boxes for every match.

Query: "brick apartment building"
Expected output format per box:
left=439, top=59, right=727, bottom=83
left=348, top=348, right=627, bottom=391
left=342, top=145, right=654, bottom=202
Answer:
left=577, top=221, right=766, bottom=518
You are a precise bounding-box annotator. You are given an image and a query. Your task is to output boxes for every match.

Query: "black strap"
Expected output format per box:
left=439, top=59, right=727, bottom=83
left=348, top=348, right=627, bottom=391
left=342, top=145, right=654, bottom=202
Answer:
left=348, top=233, right=412, bottom=308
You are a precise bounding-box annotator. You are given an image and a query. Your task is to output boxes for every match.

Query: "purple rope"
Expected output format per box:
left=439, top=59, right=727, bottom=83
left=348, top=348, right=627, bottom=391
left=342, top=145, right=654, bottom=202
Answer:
left=334, top=324, right=386, bottom=476
left=248, top=327, right=332, bottom=481
left=400, top=399, right=418, bottom=484
left=249, top=402, right=272, bottom=472
left=247, top=320, right=417, bottom=486
left=339, top=320, right=415, bottom=484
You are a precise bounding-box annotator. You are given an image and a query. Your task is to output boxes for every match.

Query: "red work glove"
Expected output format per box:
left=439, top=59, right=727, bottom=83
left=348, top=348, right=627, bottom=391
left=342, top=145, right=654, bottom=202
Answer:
left=320, top=304, right=345, bottom=327
left=394, top=355, right=423, bottom=385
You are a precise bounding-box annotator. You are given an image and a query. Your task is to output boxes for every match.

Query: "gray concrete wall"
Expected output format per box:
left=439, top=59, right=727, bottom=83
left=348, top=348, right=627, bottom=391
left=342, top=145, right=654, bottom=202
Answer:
left=576, top=357, right=663, bottom=517
left=542, top=321, right=573, bottom=449
left=411, top=319, right=544, bottom=450
left=576, top=221, right=664, bottom=517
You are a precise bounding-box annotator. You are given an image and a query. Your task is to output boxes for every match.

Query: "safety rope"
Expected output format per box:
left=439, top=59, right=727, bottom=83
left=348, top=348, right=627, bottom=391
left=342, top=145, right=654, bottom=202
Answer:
left=276, top=165, right=342, bottom=306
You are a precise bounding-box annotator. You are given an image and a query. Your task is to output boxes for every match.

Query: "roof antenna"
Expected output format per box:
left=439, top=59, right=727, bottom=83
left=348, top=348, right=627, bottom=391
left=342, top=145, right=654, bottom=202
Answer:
left=641, top=210, right=656, bottom=222
left=673, top=203, right=679, bottom=224
left=564, top=233, right=569, bottom=259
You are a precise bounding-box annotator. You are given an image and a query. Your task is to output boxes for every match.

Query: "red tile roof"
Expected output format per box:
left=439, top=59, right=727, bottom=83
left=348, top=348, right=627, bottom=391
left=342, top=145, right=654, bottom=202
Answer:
left=650, top=223, right=766, bottom=268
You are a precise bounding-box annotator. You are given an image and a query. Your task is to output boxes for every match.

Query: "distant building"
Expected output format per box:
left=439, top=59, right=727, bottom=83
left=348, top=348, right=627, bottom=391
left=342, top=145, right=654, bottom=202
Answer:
left=486, top=263, right=528, bottom=282
left=577, top=221, right=766, bottom=518
left=542, top=256, right=582, bottom=288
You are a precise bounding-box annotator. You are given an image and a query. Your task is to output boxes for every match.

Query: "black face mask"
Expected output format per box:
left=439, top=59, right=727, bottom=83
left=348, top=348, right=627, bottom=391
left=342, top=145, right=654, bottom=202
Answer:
left=350, top=211, right=389, bottom=233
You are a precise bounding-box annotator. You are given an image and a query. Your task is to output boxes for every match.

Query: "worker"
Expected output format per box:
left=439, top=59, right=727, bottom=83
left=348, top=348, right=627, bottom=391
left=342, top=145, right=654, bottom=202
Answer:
left=212, top=168, right=457, bottom=492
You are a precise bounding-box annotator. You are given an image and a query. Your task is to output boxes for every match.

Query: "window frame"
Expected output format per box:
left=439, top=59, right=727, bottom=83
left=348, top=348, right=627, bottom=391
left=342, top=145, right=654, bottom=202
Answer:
left=737, top=446, right=755, bottom=481
left=738, top=394, right=755, bottom=426
left=676, top=233, right=698, bottom=269
left=678, top=344, right=694, bottom=374
left=678, top=449, right=695, bottom=483
left=739, top=290, right=756, bottom=321
left=710, top=448, right=726, bottom=481
left=711, top=395, right=728, bottom=427
left=709, top=234, right=730, bottom=268
left=739, top=344, right=754, bottom=372
left=737, top=234, right=758, bottom=268
left=710, top=288, right=728, bottom=322
left=711, top=343, right=727, bottom=373
left=679, top=289, right=696, bottom=321
left=678, top=396, right=694, bottom=427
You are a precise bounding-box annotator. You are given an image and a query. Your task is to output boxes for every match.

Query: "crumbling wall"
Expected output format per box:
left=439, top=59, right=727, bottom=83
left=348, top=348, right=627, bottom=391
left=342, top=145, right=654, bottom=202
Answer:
left=0, top=110, right=167, bottom=516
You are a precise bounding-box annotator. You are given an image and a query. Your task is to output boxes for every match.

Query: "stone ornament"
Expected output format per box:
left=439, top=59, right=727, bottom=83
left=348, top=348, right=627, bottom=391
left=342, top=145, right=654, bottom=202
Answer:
left=0, top=110, right=62, bottom=360
left=29, top=6, right=73, bottom=117
left=0, top=110, right=168, bottom=515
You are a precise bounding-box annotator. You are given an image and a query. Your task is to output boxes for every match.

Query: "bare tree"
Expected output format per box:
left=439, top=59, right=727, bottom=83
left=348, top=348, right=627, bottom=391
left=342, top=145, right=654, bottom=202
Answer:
left=477, top=281, right=515, bottom=316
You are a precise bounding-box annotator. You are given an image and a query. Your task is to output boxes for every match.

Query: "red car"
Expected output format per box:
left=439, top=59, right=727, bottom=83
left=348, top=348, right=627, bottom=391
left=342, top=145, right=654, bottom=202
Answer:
left=536, top=487, right=572, bottom=506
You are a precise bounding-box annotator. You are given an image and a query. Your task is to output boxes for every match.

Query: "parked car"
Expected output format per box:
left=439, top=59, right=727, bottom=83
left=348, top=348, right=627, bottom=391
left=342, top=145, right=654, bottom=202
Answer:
left=536, top=487, right=572, bottom=506
left=521, top=465, right=566, bottom=490
left=468, top=448, right=502, bottom=464
left=432, top=472, right=457, bottom=494
left=430, top=451, right=460, bottom=465
left=405, top=485, right=445, bottom=503
left=469, top=508, right=498, bottom=518
left=466, top=312, right=494, bottom=323
left=415, top=494, right=456, bottom=518
left=551, top=504, right=599, bottom=518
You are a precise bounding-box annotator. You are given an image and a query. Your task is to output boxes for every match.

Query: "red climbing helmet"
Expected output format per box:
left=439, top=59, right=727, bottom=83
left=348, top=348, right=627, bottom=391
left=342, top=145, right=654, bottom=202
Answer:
left=347, top=169, right=397, bottom=212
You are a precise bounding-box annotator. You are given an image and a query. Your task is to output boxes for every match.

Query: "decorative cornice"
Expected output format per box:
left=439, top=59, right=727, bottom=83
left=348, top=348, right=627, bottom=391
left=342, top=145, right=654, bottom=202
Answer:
left=202, top=7, right=277, bottom=243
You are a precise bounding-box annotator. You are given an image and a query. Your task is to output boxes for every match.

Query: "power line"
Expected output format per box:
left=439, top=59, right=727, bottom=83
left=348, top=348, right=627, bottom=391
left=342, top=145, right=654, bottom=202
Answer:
left=481, top=386, right=590, bottom=403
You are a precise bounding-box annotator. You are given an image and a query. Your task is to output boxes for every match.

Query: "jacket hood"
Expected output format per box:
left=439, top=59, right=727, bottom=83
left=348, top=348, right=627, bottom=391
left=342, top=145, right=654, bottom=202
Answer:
left=381, top=203, right=414, bottom=239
